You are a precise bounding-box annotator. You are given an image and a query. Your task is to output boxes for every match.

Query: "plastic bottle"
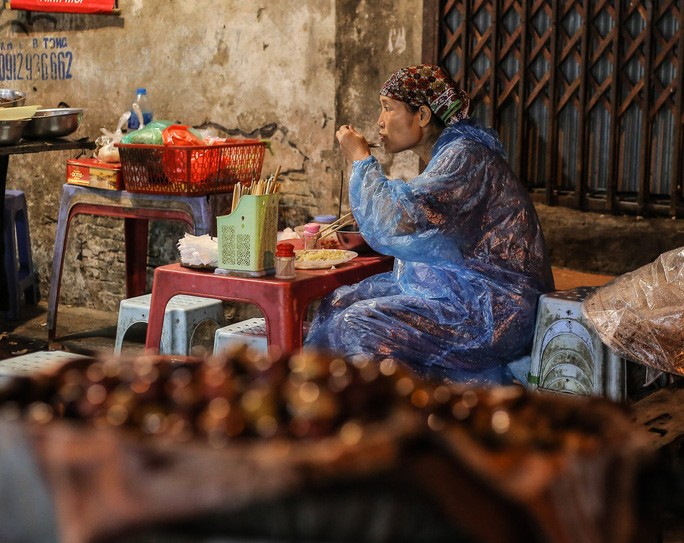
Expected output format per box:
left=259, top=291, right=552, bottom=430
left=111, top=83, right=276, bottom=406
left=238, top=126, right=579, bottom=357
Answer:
left=302, top=223, right=320, bottom=250
left=275, top=242, right=296, bottom=279
left=127, top=88, right=154, bottom=131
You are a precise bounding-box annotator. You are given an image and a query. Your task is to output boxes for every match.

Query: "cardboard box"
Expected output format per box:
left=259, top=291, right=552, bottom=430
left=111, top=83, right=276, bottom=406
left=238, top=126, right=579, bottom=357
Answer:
left=66, top=158, right=123, bottom=190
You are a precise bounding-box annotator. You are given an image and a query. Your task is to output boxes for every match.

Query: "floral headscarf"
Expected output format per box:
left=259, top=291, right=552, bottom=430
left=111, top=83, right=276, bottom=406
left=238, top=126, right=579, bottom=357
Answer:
left=380, top=64, right=471, bottom=124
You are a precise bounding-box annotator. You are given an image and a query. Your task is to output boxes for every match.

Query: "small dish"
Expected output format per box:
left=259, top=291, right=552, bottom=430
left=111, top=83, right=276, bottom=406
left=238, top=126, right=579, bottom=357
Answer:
left=0, top=89, right=27, bottom=108
left=23, top=107, right=84, bottom=139
left=0, top=119, right=28, bottom=145
left=294, top=249, right=358, bottom=269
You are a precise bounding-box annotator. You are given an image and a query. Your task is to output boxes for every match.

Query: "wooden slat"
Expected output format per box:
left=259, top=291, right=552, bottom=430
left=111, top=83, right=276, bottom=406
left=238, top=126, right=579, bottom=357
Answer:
left=672, top=3, right=684, bottom=215
left=421, top=0, right=440, bottom=65
left=607, top=2, right=621, bottom=212
left=637, top=6, right=653, bottom=214
left=546, top=0, right=561, bottom=204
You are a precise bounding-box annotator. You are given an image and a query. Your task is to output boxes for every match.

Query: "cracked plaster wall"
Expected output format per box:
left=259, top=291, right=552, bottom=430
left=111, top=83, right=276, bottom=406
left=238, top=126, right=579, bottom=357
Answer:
left=1, top=0, right=424, bottom=312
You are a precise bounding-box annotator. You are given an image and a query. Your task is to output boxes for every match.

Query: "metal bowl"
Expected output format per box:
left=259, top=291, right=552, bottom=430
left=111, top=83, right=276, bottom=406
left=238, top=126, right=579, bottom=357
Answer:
left=23, top=108, right=84, bottom=139
left=336, top=230, right=374, bottom=253
left=0, top=119, right=28, bottom=145
left=0, top=89, right=27, bottom=108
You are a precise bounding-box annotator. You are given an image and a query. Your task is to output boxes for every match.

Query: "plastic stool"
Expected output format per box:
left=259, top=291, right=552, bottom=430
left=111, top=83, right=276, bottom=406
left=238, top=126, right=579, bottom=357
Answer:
left=114, top=293, right=224, bottom=355
left=214, top=317, right=268, bottom=355
left=0, top=350, right=88, bottom=391
left=528, top=287, right=626, bottom=401
left=3, top=190, right=40, bottom=321
left=213, top=318, right=311, bottom=356
left=47, top=184, right=228, bottom=339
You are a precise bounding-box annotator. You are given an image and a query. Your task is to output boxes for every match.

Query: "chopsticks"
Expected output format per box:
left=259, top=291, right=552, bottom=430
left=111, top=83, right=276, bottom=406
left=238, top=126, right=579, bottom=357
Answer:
left=231, top=165, right=282, bottom=212
left=316, top=211, right=356, bottom=241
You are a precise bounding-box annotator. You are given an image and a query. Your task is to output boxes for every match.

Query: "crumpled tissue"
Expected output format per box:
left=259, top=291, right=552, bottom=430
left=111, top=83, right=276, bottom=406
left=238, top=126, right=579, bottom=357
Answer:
left=177, top=233, right=218, bottom=267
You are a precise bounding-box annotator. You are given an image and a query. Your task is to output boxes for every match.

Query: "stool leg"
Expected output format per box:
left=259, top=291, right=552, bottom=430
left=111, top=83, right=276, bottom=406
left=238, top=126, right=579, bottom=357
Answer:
left=15, top=205, right=39, bottom=305
left=3, top=206, right=19, bottom=320
left=0, top=156, right=9, bottom=313
left=113, top=322, right=129, bottom=354
left=124, top=217, right=149, bottom=297
left=187, top=195, right=212, bottom=236
left=47, top=188, right=75, bottom=339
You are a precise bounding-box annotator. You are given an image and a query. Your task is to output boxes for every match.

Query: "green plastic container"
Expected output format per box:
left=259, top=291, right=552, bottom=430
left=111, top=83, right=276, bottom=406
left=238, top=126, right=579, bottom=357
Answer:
left=217, top=193, right=279, bottom=276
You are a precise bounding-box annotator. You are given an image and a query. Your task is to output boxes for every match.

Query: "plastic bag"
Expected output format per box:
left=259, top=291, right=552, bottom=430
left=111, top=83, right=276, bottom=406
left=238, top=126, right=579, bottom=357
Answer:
left=582, top=246, right=684, bottom=377
left=177, top=233, right=218, bottom=267
left=161, top=124, right=217, bottom=184
left=161, top=124, right=205, bottom=146
left=95, top=111, right=130, bottom=163
left=120, top=120, right=174, bottom=145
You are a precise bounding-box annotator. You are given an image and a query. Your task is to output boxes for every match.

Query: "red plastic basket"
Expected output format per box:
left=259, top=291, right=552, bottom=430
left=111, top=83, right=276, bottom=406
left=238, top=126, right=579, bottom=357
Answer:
left=116, top=140, right=267, bottom=195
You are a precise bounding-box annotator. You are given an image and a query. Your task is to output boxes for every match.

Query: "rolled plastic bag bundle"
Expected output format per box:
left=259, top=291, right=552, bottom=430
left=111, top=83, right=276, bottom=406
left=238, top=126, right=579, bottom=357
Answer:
left=95, top=111, right=130, bottom=163
left=177, top=233, right=218, bottom=268
left=581, top=246, right=684, bottom=377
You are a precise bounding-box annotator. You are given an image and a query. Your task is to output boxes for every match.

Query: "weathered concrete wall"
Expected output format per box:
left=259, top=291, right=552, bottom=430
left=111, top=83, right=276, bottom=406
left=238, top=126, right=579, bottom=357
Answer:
left=2, top=1, right=342, bottom=311
left=2, top=0, right=684, bottom=317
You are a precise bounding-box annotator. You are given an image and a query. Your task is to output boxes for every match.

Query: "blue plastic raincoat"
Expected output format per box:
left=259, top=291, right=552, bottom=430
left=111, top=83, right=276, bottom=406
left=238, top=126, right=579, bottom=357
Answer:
left=305, top=120, right=554, bottom=385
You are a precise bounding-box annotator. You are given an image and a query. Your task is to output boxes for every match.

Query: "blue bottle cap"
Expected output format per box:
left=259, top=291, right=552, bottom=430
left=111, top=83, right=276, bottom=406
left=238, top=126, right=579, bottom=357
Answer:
left=314, top=214, right=337, bottom=224
left=136, top=88, right=147, bottom=95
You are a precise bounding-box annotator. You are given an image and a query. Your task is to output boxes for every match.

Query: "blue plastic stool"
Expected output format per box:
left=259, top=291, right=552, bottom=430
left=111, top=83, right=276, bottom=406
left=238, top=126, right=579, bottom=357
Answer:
left=213, top=317, right=268, bottom=355
left=3, top=190, right=40, bottom=321
left=47, top=184, right=228, bottom=339
left=114, top=293, right=225, bottom=355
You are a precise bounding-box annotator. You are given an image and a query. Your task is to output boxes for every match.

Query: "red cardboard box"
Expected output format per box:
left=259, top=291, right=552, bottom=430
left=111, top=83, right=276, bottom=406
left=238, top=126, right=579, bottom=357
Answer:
left=66, top=158, right=123, bottom=191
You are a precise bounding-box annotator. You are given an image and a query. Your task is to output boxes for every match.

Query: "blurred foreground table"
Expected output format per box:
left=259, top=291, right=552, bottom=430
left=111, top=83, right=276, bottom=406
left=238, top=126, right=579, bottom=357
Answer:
left=145, top=255, right=394, bottom=355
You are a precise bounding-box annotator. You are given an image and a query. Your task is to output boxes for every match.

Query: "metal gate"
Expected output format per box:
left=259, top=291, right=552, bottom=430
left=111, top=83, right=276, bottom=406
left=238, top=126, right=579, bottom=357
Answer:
left=422, top=0, right=684, bottom=217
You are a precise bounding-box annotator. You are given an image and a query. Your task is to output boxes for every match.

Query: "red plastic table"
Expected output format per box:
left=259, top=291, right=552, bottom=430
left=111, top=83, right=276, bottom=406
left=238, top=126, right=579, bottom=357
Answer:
left=144, top=256, right=394, bottom=355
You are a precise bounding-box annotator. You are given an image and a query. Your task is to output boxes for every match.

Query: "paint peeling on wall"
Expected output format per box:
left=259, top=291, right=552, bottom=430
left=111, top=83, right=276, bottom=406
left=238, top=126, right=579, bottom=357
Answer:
left=387, top=27, right=406, bottom=54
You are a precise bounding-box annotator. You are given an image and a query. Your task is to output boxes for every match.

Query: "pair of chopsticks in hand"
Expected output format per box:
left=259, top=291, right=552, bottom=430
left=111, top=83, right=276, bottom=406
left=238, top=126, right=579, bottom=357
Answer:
left=316, top=212, right=356, bottom=241
left=231, top=165, right=282, bottom=212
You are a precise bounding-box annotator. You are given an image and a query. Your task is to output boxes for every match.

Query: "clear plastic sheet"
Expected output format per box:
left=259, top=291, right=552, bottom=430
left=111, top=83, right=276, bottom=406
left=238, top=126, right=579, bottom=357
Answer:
left=582, top=246, right=684, bottom=377
left=305, top=120, right=554, bottom=385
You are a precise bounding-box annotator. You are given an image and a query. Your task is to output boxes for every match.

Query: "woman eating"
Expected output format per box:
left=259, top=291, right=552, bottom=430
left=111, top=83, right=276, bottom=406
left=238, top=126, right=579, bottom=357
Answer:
left=304, top=64, right=554, bottom=385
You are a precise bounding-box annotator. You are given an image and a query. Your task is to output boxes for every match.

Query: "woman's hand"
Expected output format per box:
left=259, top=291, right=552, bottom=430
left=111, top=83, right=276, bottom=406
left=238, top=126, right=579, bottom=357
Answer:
left=336, top=124, right=371, bottom=162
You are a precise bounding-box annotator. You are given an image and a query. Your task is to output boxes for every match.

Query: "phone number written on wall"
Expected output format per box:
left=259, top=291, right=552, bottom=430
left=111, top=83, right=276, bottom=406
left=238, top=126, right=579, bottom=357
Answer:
left=0, top=38, right=73, bottom=81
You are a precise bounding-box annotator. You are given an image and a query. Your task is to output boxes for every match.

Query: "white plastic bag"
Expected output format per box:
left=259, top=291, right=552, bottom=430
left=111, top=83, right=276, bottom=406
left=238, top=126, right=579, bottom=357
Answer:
left=95, top=111, right=130, bottom=163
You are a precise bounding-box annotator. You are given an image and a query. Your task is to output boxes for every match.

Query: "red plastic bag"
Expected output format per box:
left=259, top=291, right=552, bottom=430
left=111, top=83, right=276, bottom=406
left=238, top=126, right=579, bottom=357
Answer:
left=161, top=125, right=217, bottom=185
left=161, top=125, right=206, bottom=146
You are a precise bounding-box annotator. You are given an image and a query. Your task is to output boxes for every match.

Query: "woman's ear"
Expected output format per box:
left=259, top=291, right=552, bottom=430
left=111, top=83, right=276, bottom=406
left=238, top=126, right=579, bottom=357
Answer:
left=418, top=105, right=432, bottom=127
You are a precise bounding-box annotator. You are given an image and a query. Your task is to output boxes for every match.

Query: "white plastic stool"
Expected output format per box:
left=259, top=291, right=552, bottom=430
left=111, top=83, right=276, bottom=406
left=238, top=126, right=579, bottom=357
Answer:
left=528, top=287, right=626, bottom=401
left=114, top=294, right=224, bottom=355
left=0, top=350, right=89, bottom=391
left=213, top=318, right=311, bottom=356
left=213, top=317, right=268, bottom=355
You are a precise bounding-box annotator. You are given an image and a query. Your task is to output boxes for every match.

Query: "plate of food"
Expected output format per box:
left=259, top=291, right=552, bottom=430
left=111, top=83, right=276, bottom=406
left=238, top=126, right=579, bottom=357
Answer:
left=295, top=249, right=358, bottom=269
